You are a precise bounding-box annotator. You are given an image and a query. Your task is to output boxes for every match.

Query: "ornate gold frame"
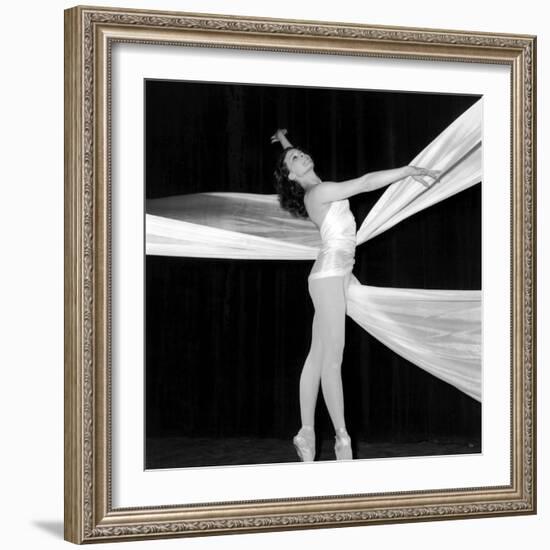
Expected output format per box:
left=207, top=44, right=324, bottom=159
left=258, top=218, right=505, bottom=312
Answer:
left=64, top=5, right=537, bottom=544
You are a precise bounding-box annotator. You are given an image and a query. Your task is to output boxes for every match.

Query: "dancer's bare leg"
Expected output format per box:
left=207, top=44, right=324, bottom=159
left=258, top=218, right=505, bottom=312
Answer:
left=307, top=276, right=348, bottom=431
left=303, top=275, right=352, bottom=460
left=298, top=327, right=322, bottom=428
left=293, top=312, right=322, bottom=461
left=294, top=276, right=350, bottom=461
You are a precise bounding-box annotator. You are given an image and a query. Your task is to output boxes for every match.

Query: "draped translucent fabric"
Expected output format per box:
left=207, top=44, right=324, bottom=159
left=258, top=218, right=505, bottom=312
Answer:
left=146, top=100, right=483, bottom=401
left=346, top=278, right=481, bottom=401
left=147, top=193, right=320, bottom=259
left=356, top=100, right=482, bottom=244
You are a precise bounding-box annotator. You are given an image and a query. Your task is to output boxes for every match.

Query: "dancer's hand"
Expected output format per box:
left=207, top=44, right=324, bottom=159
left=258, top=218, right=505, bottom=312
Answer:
left=270, top=128, right=288, bottom=144
left=408, top=166, right=442, bottom=188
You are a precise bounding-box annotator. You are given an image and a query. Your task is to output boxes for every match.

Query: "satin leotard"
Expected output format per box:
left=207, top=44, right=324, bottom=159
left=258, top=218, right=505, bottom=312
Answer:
left=308, top=199, right=356, bottom=281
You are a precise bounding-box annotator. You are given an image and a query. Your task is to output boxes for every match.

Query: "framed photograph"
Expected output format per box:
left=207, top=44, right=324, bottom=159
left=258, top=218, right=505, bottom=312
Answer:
left=64, top=5, right=537, bottom=544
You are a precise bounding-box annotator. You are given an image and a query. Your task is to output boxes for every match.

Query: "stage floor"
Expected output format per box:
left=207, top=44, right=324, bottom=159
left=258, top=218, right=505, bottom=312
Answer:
left=146, top=436, right=481, bottom=469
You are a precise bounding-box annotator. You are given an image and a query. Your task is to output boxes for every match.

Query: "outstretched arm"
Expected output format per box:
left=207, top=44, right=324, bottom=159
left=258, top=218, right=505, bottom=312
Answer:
left=270, top=128, right=293, bottom=150
left=310, top=165, right=441, bottom=204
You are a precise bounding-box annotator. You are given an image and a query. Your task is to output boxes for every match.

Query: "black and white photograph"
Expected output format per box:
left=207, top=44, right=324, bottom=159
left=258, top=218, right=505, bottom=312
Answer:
left=144, top=80, right=482, bottom=470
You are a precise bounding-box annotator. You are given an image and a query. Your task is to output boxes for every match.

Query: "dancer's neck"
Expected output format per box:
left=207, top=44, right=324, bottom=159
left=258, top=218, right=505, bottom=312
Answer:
left=297, top=171, right=322, bottom=191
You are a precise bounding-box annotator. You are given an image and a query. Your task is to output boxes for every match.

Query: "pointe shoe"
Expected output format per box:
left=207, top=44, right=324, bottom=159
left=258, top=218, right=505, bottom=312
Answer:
left=293, top=426, right=315, bottom=462
left=334, top=428, right=353, bottom=461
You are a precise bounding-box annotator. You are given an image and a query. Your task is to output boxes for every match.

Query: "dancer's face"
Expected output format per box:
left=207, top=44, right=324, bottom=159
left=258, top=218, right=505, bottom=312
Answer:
left=284, top=148, right=314, bottom=181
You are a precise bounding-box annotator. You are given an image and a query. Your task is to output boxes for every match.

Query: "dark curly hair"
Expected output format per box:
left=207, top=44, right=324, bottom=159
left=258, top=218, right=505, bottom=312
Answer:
left=273, top=147, right=310, bottom=219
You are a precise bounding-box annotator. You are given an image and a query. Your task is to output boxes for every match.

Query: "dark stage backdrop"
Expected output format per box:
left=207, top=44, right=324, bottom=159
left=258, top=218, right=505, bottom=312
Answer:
left=145, top=80, right=481, bottom=445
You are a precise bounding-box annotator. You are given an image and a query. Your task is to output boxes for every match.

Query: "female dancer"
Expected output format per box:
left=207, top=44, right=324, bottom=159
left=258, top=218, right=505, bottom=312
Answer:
left=271, top=129, right=440, bottom=461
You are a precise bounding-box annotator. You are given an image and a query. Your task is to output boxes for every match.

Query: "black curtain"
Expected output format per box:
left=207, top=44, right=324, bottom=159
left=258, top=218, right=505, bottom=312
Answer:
left=145, top=79, right=481, bottom=443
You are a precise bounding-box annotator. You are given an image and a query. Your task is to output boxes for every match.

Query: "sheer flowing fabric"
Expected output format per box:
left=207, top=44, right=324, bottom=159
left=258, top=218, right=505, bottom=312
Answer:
left=146, top=100, right=483, bottom=401
left=347, top=278, right=481, bottom=401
